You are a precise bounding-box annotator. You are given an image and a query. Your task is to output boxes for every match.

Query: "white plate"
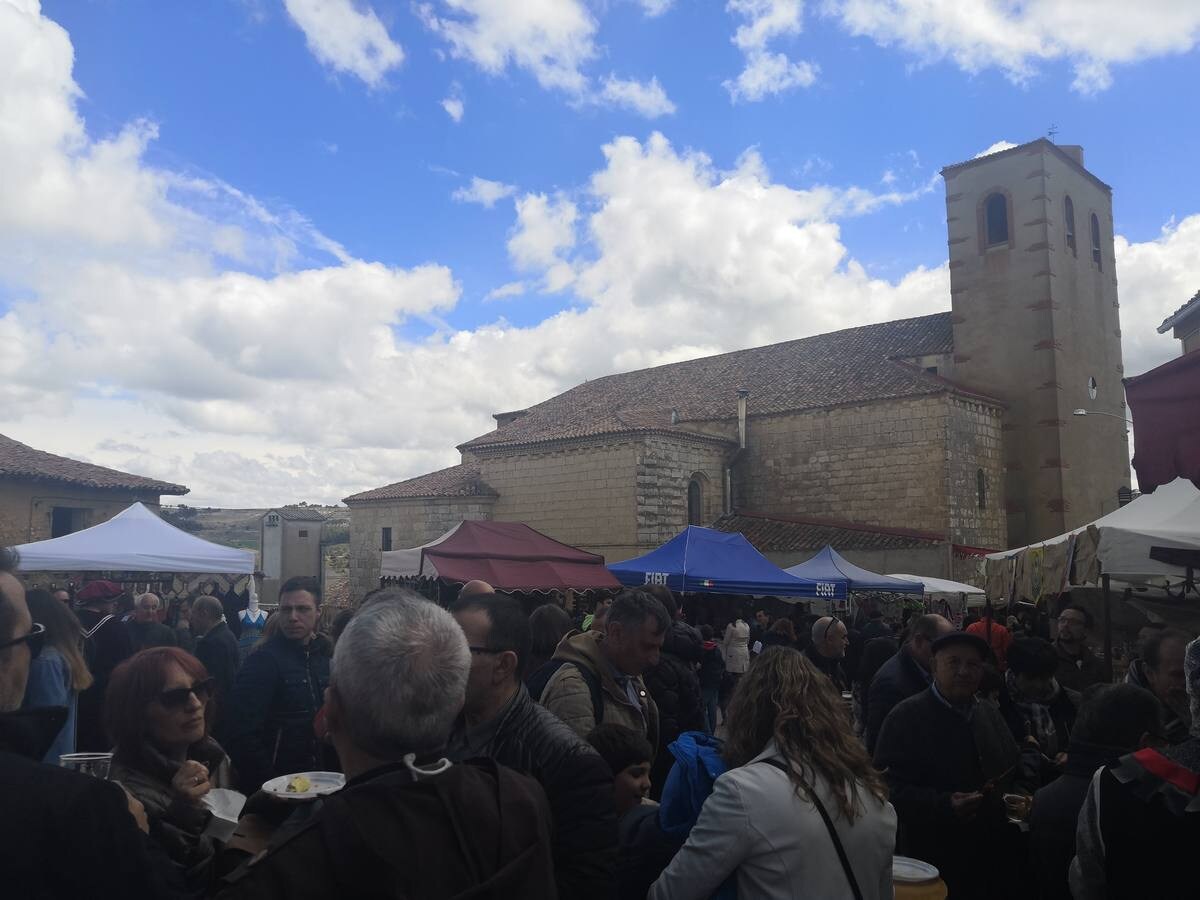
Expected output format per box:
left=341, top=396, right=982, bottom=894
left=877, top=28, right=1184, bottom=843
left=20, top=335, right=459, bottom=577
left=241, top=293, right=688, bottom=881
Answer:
left=892, top=856, right=939, bottom=884
left=261, top=771, right=345, bottom=801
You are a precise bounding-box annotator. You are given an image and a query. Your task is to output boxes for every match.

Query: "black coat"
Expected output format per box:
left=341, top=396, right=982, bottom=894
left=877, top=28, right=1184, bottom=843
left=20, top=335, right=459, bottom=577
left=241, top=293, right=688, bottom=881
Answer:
left=126, top=619, right=179, bottom=652
left=1, top=707, right=174, bottom=899
left=644, top=622, right=705, bottom=800
left=224, top=633, right=332, bottom=793
left=803, top=643, right=848, bottom=693
left=873, top=688, right=1024, bottom=900
left=217, top=758, right=557, bottom=900
left=698, top=642, right=725, bottom=691
left=1028, top=740, right=1121, bottom=900
left=616, top=802, right=685, bottom=900
left=447, top=685, right=617, bottom=900
left=863, top=647, right=929, bottom=753
left=76, top=607, right=136, bottom=751
left=194, top=621, right=241, bottom=737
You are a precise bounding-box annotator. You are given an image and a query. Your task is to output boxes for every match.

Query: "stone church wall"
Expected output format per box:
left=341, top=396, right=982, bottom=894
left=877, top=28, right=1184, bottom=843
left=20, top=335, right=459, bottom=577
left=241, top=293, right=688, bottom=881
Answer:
left=347, top=496, right=495, bottom=600
left=635, top=436, right=730, bottom=550
left=944, top=396, right=1007, bottom=550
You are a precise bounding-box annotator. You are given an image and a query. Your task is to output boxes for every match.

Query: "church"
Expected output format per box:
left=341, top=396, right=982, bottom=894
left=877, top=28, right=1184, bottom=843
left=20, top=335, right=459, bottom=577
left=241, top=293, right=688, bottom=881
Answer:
left=345, top=139, right=1130, bottom=600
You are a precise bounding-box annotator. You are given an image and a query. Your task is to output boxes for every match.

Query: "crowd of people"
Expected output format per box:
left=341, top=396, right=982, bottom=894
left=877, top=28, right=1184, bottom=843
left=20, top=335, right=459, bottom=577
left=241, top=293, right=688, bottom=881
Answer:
left=3, top=546, right=1200, bottom=898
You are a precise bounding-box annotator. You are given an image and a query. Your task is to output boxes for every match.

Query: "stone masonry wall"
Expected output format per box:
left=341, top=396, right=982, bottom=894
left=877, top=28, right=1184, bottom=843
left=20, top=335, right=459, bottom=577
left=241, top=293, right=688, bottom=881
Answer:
left=635, top=436, right=730, bottom=548
left=945, top=396, right=1007, bottom=550
left=734, top=397, right=954, bottom=535
left=0, top=480, right=163, bottom=547
left=346, top=497, right=495, bottom=600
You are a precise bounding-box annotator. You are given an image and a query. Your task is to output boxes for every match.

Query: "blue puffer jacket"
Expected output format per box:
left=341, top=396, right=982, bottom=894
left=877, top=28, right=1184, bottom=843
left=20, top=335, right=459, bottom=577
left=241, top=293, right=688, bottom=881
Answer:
left=224, top=632, right=332, bottom=793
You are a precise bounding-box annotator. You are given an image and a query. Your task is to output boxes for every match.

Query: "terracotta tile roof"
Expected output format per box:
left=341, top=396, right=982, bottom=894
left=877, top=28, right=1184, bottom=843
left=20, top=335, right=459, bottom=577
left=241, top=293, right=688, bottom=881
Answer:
left=343, top=463, right=498, bottom=503
left=1157, top=289, right=1200, bottom=333
left=0, top=433, right=188, bottom=495
left=462, top=313, right=984, bottom=451
left=713, top=511, right=945, bottom=553
left=275, top=507, right=328, bottom=523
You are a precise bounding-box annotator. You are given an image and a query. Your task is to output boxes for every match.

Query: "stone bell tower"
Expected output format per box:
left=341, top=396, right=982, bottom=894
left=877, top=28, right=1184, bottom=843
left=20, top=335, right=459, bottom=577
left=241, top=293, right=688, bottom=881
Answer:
left=941, top=139, right=1130, bottom=547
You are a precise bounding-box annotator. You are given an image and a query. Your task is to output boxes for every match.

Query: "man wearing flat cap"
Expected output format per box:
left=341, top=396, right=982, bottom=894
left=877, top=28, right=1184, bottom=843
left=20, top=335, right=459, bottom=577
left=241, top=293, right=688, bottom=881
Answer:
left=873, top=630, right=1027, bottom=899
left=74, top=580, right=135, bottom=751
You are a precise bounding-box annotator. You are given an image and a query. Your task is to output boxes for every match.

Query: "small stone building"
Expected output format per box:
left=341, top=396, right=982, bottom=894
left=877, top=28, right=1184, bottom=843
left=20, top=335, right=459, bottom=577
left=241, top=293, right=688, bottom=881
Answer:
left=1158, top=289, right=1200, bottom=356
left=259, top=506, right=326, bottom=606
left=345, top=139, right=1132, bottom=600
left=0, top=432, right=188, bottom=547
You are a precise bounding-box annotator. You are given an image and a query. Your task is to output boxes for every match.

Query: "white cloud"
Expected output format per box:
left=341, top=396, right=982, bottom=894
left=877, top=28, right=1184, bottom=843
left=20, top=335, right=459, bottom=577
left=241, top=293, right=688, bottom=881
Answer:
left=975, top=140, right=1018, bottom=158
left=452, top=176, right=516, bottom=208
left=283, top=0, right=404, bottom=88
left=636, top=0, right=674, bottom=15
left=598, top=74, right=676, bottom=117
left=724, top=0, right=818, bottom=101
left=484, top=280, right=527, bottom=301
left=418, top=0, right=597, bottom=94
left=441, top=96, right=465, bottom=121
left=508, top=192, right=578, bottom=290
left=828, top=0, right=1200, bottom=95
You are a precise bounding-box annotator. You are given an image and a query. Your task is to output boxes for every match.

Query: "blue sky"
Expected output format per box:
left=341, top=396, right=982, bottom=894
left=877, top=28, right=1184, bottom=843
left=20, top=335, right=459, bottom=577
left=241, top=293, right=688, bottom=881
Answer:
left=3, top=0, right=1200, bottom=506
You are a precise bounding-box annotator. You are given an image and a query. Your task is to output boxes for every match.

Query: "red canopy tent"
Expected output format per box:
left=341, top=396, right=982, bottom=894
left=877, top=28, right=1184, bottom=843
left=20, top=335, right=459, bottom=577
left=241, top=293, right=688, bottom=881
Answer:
left=380, top=520, right=621, bottom=591
left=1125, top=351, right=1200, bottom=493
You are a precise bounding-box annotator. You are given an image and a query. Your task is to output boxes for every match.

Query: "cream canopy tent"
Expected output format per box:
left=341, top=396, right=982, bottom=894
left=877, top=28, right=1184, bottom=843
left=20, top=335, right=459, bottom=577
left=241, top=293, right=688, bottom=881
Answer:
left=14, top=502, right=256, bottom=574
left=887, top=574, right=987, bottom=608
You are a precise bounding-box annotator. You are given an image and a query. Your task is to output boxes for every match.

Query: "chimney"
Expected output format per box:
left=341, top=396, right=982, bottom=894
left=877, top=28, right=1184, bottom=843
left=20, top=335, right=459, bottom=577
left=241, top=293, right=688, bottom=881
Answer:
left=1057, top=144, right=1085, bottom=167
left=736, top=389, right=749, bottom=449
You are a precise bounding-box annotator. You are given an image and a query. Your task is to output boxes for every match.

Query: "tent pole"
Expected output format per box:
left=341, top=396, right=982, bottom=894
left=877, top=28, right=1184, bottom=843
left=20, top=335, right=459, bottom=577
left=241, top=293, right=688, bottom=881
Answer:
left=1102, top=573, right=1113, bottom=682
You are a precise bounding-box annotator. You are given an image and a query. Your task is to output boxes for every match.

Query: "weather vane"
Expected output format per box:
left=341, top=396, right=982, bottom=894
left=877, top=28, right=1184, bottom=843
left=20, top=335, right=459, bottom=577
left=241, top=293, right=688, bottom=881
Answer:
left=1048, top=123, right=1060, bottom=140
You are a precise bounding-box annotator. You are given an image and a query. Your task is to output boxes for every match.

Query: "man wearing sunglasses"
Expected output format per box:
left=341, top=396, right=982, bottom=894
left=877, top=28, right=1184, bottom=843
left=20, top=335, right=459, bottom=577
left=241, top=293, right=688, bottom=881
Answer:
left=0, top=547, right=172, bottom=897
left=805, top=615, right=851, bottom=693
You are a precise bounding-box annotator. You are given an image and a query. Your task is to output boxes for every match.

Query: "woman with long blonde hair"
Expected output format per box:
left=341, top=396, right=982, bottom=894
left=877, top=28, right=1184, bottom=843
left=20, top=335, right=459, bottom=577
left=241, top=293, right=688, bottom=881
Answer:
left=22, top=588, right=94, bottom=763
left=650, top=646, right=897, bottom=899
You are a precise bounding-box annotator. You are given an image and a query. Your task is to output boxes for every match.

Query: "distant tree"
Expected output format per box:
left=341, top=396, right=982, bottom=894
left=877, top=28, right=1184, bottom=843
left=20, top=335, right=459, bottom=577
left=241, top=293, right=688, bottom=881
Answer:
left=161, top=505, right=203, bottom=533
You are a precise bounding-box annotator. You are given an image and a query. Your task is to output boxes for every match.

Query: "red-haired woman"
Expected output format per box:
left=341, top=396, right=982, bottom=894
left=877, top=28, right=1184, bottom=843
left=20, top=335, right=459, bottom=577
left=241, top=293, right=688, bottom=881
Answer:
left=106, top=647, right=234, bottom=893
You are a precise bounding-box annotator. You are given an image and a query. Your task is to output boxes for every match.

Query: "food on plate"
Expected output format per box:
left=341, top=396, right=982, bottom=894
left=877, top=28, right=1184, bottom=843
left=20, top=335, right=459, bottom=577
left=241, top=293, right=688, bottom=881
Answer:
left=285, top=774, right=312, bottom=794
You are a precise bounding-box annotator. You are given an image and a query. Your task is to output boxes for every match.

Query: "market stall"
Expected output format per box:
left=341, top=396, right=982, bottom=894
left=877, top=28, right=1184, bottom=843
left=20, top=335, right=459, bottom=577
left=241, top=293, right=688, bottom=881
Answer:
left=608, top=525, right=825, bottom=599
left=784, top=546, right=924, bottom=594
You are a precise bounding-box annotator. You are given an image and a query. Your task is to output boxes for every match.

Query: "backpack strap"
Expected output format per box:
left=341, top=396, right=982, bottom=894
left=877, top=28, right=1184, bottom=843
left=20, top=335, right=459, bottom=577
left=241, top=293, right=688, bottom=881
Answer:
left=758, top=758, right=863, bottom=900
left=82, top=614, right=116, bottom=640
left=529, top=659, right=604, bottom=726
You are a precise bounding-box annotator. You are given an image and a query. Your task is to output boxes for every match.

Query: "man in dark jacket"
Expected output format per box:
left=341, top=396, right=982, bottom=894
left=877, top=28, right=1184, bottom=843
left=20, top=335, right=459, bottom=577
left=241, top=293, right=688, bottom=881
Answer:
left=225, top=576, right=331, bottom=793
left=75, top=579, right=137, bottom=751
left=191, top=595, right=240, bottom=738
left=1028, top=683, right=1162, bottom=900
left=126, top=592, right=178, bottom=651
left=219, top=591, right=557, bottom=899
left=0, top=547, right=174, bottom=899
left=642, top=589, right=704, bottom=799
left=805, top=615, right=850, bottom=691
left=864, top=614, right=954, bottom=752
left=998, top=637, right=1078, bottom=786
left=874, top=631, right=1026, bottom=900
left=1125, top=628, right=1191, bottom=743
left=448, top=590, right=617, bottom=900
left=1052, top=605, right=1106, bottom=692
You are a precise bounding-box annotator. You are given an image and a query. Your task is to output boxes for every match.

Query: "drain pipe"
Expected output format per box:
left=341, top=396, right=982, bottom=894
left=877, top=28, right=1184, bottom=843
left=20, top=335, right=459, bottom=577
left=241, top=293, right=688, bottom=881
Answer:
left=725, top=389, right=750, bottom=513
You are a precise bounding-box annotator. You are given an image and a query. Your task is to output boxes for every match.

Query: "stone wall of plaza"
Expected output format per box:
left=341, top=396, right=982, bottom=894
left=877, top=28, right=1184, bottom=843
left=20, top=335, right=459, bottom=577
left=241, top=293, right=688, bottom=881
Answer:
left=732, top=394, right=1007, bottom=548
left=0, top=480, right=162, bottom=547
left=346, top=496, right=496, bottom=600
left=634, top=435, right=732, bottom=551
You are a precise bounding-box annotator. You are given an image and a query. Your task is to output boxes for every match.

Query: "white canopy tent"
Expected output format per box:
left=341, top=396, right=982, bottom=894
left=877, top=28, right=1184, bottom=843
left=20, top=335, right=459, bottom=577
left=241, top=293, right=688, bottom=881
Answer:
left=14, top=502, right=256, bottom=574
left=380, top=523, right=461, bottom=579
left=887, top=573, right=987, bottom=607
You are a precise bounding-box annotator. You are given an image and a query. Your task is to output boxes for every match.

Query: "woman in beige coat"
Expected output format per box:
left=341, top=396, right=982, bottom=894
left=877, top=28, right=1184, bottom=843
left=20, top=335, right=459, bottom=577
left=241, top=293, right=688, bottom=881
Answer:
left=722, top=617, right=750, bottom=675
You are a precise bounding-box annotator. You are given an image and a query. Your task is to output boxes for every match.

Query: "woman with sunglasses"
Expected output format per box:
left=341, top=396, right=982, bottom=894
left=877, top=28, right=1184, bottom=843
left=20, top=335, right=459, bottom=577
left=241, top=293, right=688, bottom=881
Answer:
left=21, top=589, right=92, bottom=763
left=106, top=646, right=234, bottom=894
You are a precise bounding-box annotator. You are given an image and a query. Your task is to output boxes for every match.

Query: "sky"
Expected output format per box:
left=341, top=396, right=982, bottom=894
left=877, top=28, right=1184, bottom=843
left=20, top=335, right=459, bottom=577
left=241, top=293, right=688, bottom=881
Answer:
left=2, top=0, right=1199, bottom=507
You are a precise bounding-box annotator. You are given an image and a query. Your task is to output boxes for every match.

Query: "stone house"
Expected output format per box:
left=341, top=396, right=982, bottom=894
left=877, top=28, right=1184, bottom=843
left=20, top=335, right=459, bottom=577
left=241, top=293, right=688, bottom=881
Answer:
left=0, top=432, right=188, bottom=547
left=345, top=139, right=1131, bottom=600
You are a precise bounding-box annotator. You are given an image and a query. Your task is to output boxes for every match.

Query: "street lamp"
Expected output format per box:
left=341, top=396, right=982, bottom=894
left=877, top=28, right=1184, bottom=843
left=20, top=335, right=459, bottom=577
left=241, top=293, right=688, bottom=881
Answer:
left=1072, top=408, right=1132, bottom=434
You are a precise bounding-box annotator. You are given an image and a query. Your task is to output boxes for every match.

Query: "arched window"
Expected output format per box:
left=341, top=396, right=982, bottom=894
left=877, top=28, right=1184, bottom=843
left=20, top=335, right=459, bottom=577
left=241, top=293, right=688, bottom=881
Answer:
left=976, top=469, right=987, bottom=510
left=687, top=479, right=703, bottom=526
left=1090, top=213, right=1102, bottom=269
left=985, top=193, right=1008, bottom=246
left=1064, top=196, right=1076, bottom=255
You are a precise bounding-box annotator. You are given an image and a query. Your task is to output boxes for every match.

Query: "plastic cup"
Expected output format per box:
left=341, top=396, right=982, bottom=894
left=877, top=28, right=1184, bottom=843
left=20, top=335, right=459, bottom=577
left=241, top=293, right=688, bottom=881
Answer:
left=59, top=752, right=113, bottom=779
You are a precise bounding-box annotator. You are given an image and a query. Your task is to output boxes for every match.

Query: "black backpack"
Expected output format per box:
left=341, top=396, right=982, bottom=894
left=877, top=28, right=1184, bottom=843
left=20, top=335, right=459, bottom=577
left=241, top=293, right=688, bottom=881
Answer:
left=526, top=659, right=604, bottom=726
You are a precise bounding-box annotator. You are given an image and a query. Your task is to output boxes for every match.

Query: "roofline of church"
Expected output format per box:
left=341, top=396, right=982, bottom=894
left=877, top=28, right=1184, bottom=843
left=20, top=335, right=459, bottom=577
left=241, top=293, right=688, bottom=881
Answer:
left=459, top=426, right=739, bottom=456
left=732, top=509, right=948, bottom=543
left=940, top=138, right=1112, bottom=196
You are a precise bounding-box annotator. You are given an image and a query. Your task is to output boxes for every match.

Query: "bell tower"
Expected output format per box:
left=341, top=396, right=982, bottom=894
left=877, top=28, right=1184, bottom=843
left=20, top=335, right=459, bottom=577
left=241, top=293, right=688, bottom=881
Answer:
left=941, top=140, right=1129, bottom=547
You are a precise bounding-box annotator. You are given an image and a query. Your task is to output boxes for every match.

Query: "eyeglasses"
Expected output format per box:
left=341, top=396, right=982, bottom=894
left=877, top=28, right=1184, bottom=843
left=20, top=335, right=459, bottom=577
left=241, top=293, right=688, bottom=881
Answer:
left=0, top=622, right=45, bottom=660
left=822, top=617, right=842, bottom=643
left=157, top=677, right=217, bottom=709
left=468, top=646, right=505, bottom=655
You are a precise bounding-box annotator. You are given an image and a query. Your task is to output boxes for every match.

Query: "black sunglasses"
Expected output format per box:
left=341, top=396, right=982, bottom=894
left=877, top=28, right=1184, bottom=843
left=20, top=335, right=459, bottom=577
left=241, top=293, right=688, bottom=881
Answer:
left=157, top=677, right=217, bottom=709
left=822, top=617, right=842, bottom=642
left=0, top=622, right=45, bottom=660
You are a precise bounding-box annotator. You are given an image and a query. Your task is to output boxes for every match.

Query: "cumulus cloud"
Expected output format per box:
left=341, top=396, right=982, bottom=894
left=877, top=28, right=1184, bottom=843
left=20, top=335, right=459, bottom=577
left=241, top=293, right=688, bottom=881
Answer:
left=724, top=0, right=818, bottom=101
left=441, top=95, right=465, bottom=121
left=484, top=280, right=526, bottom=301
left=283, top=0, right=404, bottom=88
left=598, top=74, right=676, bottom=117
left=508, top=192, right=578, bottom=290
left=828, top=0, right=1200, bottom=95
left=975, top=140, right=1018, bottom=158
left=452, top=176, right=516, bottom=208
left=636, top=0, right=674, bottom=15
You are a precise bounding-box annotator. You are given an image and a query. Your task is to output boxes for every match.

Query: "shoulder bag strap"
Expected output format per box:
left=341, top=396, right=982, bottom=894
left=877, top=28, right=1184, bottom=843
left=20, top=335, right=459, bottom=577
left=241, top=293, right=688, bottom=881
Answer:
left=758, top=757, right=863, bottom=900
left=82, top=614, right=116, bottom=640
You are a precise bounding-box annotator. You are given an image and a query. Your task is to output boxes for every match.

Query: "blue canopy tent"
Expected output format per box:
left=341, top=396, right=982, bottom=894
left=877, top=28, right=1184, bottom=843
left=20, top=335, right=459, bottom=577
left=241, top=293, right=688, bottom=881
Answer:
left=784, top=546, right=924, bottom=594
left=608, top=526, right=834, bottom=599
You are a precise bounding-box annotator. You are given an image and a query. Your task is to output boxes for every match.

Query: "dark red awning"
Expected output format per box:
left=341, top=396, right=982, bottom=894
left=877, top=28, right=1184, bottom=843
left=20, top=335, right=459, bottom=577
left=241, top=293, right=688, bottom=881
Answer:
left=1125, top=351, right=1200, bottom=493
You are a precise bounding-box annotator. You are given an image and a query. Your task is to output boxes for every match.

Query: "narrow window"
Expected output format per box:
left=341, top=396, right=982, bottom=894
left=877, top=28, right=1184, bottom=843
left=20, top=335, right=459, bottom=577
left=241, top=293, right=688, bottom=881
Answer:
left=1064, top=196, right=1076, bottom=255
left=298, top=529, right=309, bottom=538
left=976, top=469, right=987, bottom=510
left=1090, top=213, right=1102, bottom=268
left=381, top=527, right=392, bottom=551
left=687, top=480, right=703, bottom=526
left=985, top=193, right=1008, bottom=246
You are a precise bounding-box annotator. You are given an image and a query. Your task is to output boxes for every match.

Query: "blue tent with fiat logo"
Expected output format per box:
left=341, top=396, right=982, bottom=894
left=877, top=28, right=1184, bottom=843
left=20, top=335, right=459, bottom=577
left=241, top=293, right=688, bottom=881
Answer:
left=784, top=545, right=924, bottom=594
left=608, top=525, right=833, bottom=599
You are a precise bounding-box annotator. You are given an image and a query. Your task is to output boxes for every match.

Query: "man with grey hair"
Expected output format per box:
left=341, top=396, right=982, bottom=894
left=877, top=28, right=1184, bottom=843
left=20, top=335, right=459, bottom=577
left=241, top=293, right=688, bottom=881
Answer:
left=191, top=595, right=239, bottom=737
left=218, top=591, right=557, bottom=898
left=805, top=615, right=850, bottom=692
left=125, top=592, right=177, bottom=652
left=539, top=588, right=668, bottom=748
